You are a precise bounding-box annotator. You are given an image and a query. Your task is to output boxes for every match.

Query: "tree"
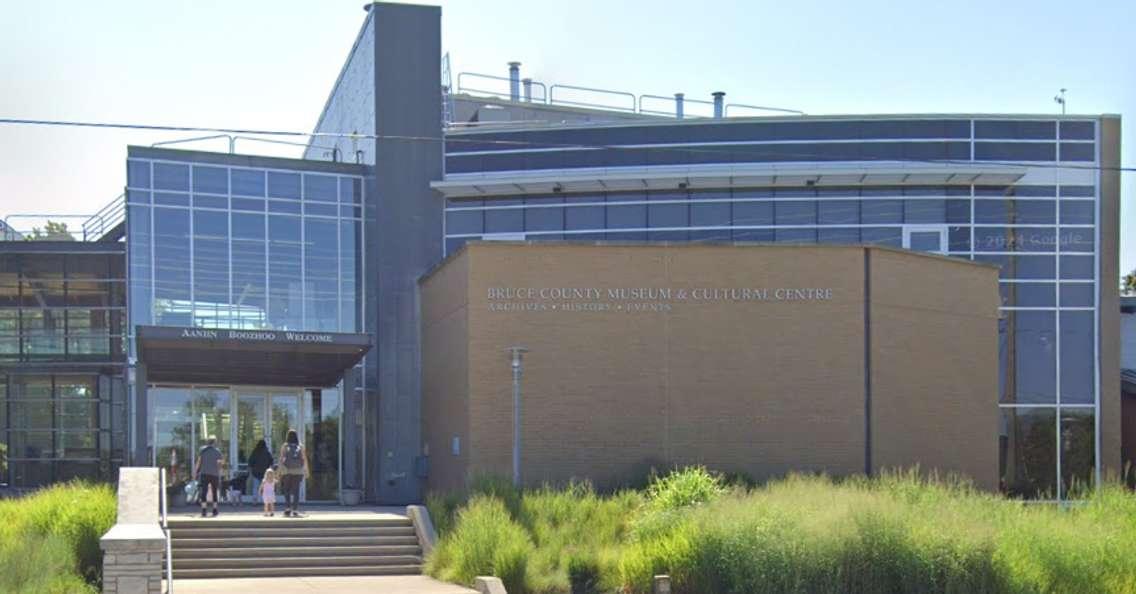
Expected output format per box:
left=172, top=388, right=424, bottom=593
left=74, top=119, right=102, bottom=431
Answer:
left=1123, top=270, right=1136, bottom=295
left=26, top=220, right=76, bottom=241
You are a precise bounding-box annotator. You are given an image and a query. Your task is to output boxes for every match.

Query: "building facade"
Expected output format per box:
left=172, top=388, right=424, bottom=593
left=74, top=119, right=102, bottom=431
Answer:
left=0, top=2, right=1122, bottom=502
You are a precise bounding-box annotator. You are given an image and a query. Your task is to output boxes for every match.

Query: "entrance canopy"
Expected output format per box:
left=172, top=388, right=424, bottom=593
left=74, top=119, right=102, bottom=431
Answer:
left=136, top=325, right=371, bottom=387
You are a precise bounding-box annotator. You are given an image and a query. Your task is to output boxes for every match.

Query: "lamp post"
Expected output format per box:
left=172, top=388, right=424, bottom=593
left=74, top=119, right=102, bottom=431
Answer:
left=506, top=346, right=529, bottom=488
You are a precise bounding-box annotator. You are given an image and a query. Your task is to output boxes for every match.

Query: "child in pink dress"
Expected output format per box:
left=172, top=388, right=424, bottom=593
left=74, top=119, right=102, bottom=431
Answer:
left=260, top=468, right=278, bottom=517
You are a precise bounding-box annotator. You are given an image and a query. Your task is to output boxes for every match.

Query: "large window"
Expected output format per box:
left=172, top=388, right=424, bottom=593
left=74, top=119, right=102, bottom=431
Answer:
left=126, top=158, right=364, bottom=335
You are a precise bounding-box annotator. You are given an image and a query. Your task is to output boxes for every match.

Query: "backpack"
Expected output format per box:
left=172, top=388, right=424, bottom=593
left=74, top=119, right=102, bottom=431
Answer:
left=283, top=443, right=303, bottom=470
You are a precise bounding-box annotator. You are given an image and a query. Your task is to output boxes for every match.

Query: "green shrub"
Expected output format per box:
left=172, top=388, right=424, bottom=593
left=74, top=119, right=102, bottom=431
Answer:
left=644, top=466, right=725, bottom=513
left=426, top=495, right=533, bottom=588
left=567, top=552, right=600, bottom=594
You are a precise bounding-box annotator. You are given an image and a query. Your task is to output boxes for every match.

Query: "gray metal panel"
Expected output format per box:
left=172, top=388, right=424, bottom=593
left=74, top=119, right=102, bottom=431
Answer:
left=369, top=2, right=443, bottom=504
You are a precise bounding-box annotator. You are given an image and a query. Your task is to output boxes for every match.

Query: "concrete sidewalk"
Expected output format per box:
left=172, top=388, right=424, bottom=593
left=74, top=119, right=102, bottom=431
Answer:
left=172, top=575, right=477, bottom=593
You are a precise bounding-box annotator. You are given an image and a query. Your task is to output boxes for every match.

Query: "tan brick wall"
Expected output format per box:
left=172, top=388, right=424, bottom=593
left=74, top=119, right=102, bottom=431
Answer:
left=421, top=242, right=999, bottom=490
left=420, top=251, right=471, bottom=492
left=1099, top=115, right=1122, bottom=477
left=868, top=249, right=1001, bottom=489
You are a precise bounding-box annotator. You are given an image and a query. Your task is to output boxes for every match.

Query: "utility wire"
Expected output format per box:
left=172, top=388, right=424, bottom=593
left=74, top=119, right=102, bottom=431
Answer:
left=2, top=116, right=1133, bottom=173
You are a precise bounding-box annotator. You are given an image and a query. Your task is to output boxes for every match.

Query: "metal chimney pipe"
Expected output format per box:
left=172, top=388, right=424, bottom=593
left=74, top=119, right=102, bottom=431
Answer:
left=712, top=92, right=726, bottom=118
left=522, top=78, right=533, bottom=103
left=674, top=93, right=685, bottom=120
left=508, top=61, right=521, bottom=101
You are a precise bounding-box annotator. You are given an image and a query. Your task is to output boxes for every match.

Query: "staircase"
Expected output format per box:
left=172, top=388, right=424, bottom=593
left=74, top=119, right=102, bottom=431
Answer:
left=167, top=515, right=423, bottom=579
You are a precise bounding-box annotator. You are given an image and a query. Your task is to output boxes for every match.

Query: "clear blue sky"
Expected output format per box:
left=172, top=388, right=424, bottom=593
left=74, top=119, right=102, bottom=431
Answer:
left=1, top=0, right=1132, bottom=272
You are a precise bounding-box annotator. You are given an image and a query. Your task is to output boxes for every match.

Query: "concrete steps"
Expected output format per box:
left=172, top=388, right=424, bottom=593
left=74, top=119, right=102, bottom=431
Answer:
left=167, top=516, right=422, bottom=580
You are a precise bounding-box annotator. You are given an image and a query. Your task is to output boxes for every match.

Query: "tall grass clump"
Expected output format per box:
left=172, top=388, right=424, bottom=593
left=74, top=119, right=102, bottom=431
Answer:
left=426, top=495, right=533, bottom=592
left=0, top=481, right=117, bottom=593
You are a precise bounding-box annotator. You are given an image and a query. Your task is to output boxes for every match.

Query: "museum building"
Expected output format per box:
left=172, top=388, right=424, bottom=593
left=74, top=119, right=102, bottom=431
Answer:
left=0, top=2, right=1122, bottom=502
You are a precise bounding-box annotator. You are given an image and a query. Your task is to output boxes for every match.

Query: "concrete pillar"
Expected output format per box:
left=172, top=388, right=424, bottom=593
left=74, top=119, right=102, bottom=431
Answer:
left=100, top=468, right=166, bottom=594
left=653, top=574, right=672, bottom=594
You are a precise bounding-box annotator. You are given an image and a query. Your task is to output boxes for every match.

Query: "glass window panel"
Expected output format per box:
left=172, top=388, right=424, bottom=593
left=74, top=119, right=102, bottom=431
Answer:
left=648, top=203, right=688, bottom=228
left=1059, top=283, right=1094, bottom=307
left=1000, top=408, right=1057, bottom=498
left=340, top=220, right=360, bottom=332
left=1060, top=311, right=1094, bottom=405
left=691, top=202, right=730, bottom=227
left=1059, top=228, right=1094, bottom=253
left=818, top=201, right=858, bottom=225
left=908, top=231, right=944, bottom=252
left=732, top=201, right=772, bottom=226
left=975, top=142, right=1056, bottom=161
left=192, top=166, right=228, bottom=195
left=231, top=169, right=266, bottom=197
left=445, top=237, right=469, bottom=255
left=818, top=227, right=859, bottom=244
left=860, top=199, right=903, bottom=224
left=606, top=204, right=646, bottom=229
left=268, top=200, right=302, bottom=215
left=605, top=191, right=644, bottom=203
left=446, top=210, right=484, bottom=235
left=153, top=163, right=189, bottom=191
left=153, top=192, right=190, bottom=207
left=974, top=227, right=1058, bottom=253
left=975, top=120, right=1056, bottom=139
left=231, top=213, right=265, bottom=240
left=689, top=229, right=732, bottom=242
left=1060, top=185, right=1095, bottom=198
left=128, top=205, right=153, bottom=329
left=1013, top=185, right=1058, bottom=197
left=1059, top=143, right=1095, bottom=162
left=565, top=205, right=604, bottom=231
left=775, top=201, right=815, bottom=225
left=232, top=220, right=266, bottom=329
left=303, top=174, right=338, bottom=202
left=485, top=208, right=524, bottom=234
left=1000, top=282, right=1055, bottom=307
left=304, top=219, right=339, bottom=331
left=127, top=190, right=150, bottom=205
left=303, top=388, right=341, bottom=500
left=192, top=195, right=227, bottom=210
left=647, top=230, right=689, bottom=242
left=775, top=228, right=815, bottom=244
left=948, top=227, right=970, bottom=252
left=525, top=207, right=564, bottom=233
left=153, top=209, right=191, bottom=325
left=267, top=172, right=301, bottom=199
left=59, top=432, right=98, bottom=458
left=303, top=203, right=339, bottom=217
left=1059, top=121, right=1094, bottom=140
left=1060, top=256, right=1094, bottom=280
left=732, top=229, right=774, bottom=242
left=860, top=227, right=902, bottom=248
left=10, top=432, right=55, bottom=460
left=1059, top=201, right=1094, bottom=225
left=1060, top=409, right=1095, bottom=494
left=903, top=199, right=945, bottom=224
left=127, top=160, right=151, bottom=188
left=1009, top=311, right=1057, bottom=403
left=192, top=211, right=230, bottom=326
left=268, top=216, right=303, bottom=331
left=1013, top=201, right=1057, bottom=225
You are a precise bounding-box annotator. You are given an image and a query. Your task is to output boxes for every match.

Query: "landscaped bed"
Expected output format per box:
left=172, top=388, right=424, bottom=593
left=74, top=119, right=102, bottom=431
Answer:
left=0, top=481, right=116, bottom=593
left=426, top=468, right=1136, bottom=594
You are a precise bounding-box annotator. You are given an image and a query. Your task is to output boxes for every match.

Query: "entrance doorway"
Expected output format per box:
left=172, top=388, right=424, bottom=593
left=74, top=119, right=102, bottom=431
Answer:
left=234, top=391, right=302, bottom=503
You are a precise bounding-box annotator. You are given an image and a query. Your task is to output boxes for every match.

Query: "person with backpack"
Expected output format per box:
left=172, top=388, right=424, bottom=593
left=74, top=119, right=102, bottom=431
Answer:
left=193, top=436, right=223, bottom=518
left=277, top=429, right=309, bottom=517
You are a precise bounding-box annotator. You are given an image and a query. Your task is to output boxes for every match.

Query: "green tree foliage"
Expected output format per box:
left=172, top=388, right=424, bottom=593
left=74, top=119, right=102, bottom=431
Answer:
left=26, top=220, right=76, bottom=241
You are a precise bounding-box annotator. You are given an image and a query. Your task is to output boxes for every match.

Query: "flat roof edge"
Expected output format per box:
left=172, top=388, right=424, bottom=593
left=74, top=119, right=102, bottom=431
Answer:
left=127, top=146, right=369, bottom=175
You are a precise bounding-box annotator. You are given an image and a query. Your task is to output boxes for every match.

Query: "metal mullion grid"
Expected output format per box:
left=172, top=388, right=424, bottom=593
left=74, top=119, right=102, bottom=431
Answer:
left=1093, top=120, right=1101, bottom=488
left=263, top=169, right=270, bottom=330
left=300, top=174, right=306, bottom=329
left=1054, top=124, right=1063, bottom=499
left=336, top=176, right=343, bottom=332
left=227, top=167, right=234, bottom=329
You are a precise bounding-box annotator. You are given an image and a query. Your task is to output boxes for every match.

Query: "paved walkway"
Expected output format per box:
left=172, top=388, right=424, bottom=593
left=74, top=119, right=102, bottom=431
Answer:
left=172, top=575, right=477, bottom=593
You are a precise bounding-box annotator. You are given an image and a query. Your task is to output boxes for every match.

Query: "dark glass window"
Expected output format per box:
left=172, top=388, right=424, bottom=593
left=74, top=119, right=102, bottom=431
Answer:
left=948, top=227, right=971, bottom=252
left=268, top=200, right=302, bottom=215
left=445, top=237, right=469, bottom=255
left=974, top=255, right=1056, bottom=280
left=1000, top=282, right=1055, bottom=307
left=231, top=169, right=266, bottom=197
left=193, top=210, right=229, bottom=314
left=153, top=163, right=189, bottom=191
left=691, top=202, right=730, bottom=227
left=127, top=190, right=150, bottom=205
left=304, top=174, right=338, bottom=202
left=192, top=195, right=227, bottom=210
left=1059, top=228, right=1094, bottom=253
left=192, top=166, right=228, bottom=195
left=946, top=200, right=970, bottom=224
left=445, top=210, right=482, bottom=235
left=1059, top=256, right=1094, bottom=280
left=818, top=228, right=859, bottom=244
left=774, top=201, right=815, bottom=225
left=775, top=228, right=815, bottom=244
left=818, top=201, right=859, bottom=225
left=127, top=160, right=151, bottom=188
left=524, top=207, right=564, bottom=233
left=648, top=203, right=688, bottom=229
left=975, top=120, right=1056, bottom=139
left=1011, top=311, right=1057, bottom=403
left=732, top=229, right=774, bottom=242
left=1059, top=283, right=1094, bottom=307
left=1014, top=185, right=1058, bottom=197
left=860, top=200, right=902, bottom=224
left=1060, top=185, right=1095, bottom=198
left=904, top=199, right=946, bottom=223
left=860, top=227, right=902, bottom=248
left=231, top=213, right=264, bottom=240
left=152, top=208, right=191, bottom=305
left=153, top=192, right=189, bottom=207
left=1059, top=409, right=1095, bottom=494
left=605, top=191, right=645, bottom=203
left=303, top=203, right=339, bottom=217
left=1059, top=143, right=1095, bottom=162
left=1000, top=408, right=1057, bottom=497
left=974, top=143, right=1056, bottom=161
left=974, top=228, right=1057, bottom=253
left=485, top=208, right=524, bottom=234
left=1060, top=311, right=1094, bottom=405
left=231, top=197, right=265, bottom=212
left=606, top=204, right=646, bottom=229
left=732, top=201, right=772, bottom=226
left=1059, top=121, right=1094, bottom=140
left=976, top=201, right=1056, bottom=225
left=267, top=172, right=301, bottom=199
left=565, top=205, right=605, bottom=231
left=1059, top=201, right=1094, bottom=225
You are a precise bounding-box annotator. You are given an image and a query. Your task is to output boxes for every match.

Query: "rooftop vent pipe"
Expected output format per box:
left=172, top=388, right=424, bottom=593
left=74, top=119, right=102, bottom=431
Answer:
left=522, top=78, right=533, bottom=103
left=674, top=93, right=685, bottom=120
left=712, top=92, right=726, bottom=119
left=508, top=62, right=521, bottom=101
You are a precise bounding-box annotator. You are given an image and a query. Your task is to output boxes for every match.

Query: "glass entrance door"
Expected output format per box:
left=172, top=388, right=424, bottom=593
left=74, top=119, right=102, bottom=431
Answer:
left=233, top=391, right=302, bottom=502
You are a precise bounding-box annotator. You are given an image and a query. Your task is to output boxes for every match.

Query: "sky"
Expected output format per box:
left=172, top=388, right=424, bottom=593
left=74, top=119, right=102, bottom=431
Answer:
left=1, top=0, right=1133, bottom=271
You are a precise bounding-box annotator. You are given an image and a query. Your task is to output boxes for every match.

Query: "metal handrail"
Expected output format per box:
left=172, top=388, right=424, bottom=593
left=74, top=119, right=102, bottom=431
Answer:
left=152, top=134, right=236, bottom=154
left=457, top=72, right=548, bottom=103
left=160, top=467, right=173, bottom=593
left=638, top=94, right=713, bottom=118
left=81, top=193, right=125, bottom=241
left=549, top=83, right=636, bottom=112
left=725, top=103, right=806, bottom=116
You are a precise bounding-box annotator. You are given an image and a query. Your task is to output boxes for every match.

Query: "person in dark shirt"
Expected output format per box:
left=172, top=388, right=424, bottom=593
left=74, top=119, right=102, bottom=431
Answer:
left=194, top=436, right=224, bottom=518
left=248, top=439, right=274, bottom=503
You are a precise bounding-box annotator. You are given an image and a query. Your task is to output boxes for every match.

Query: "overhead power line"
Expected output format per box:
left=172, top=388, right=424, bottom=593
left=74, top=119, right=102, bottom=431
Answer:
left=1, top=116, right=1133, bottom=173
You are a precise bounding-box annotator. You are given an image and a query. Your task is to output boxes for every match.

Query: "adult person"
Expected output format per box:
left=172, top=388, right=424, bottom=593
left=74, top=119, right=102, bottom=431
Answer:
left=247, top=439, right=274, bottom=503
left=278, top=429, right=310, bottom=517
left=193, top=436, right=223, bottom=518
